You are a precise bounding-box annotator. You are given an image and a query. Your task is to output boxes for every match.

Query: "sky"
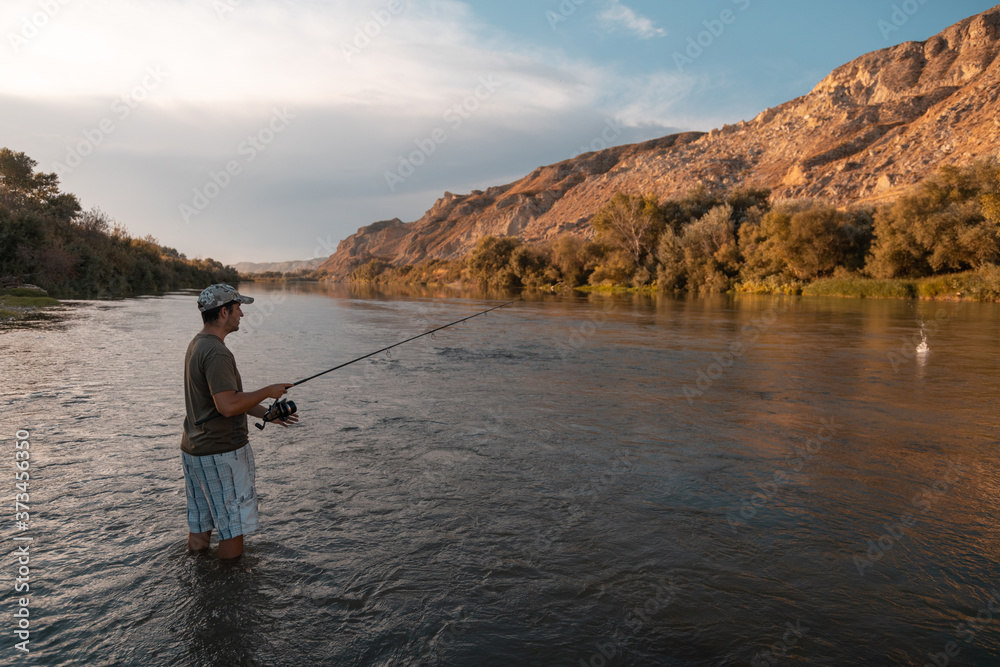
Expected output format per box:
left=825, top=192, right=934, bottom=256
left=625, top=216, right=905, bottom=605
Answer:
left=1, top=0, right=997, bottom=265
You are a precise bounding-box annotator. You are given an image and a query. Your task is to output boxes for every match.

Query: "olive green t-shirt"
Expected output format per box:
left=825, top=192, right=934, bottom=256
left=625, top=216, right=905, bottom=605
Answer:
left=180, top=333, right=249, bottom=456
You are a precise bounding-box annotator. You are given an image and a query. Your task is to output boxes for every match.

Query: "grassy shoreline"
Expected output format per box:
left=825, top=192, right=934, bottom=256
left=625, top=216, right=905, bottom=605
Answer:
left=0, top=287, right=62, bottom=321
left=573, top=267, right=997, bottom=301
left=747, top=267, right=1000, bottom=301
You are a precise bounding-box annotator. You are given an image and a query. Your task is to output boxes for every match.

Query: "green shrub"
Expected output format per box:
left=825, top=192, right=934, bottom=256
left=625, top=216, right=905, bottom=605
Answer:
left=963, top=265, right=1000, bottom=301
left=2, top=287, right=47, bottom=297
left=739, top=201, right=871, bottom=282
left=591, top=193, right=663, bottom=268
left=351, top=258, right=393, bottom=283
left=802, top=277, right=917, bottom=299
left=867, top=161, right=1000, bottom=278
left=0, top=294, right=60, bottom=308
left=467, top=236, right=523, bottom=288
left=683, top=204, right=739, bottom=292
left=550, top=233, right=599, bottom=287
left=588, top=248, right=636, bottom=286
left=735, top=275, right=804, bottom=295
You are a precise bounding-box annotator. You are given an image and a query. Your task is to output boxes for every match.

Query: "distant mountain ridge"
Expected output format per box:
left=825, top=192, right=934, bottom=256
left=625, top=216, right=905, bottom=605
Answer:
left=319, top=6, right=1000, bottom=280
left=234, top=258, right=324, bottom=274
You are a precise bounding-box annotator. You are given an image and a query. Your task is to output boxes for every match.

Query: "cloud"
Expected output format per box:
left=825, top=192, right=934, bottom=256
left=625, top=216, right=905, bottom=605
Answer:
left=609, top=72, right=696, bottom=128
left=599, top=0, right=667, bottom=39
left=0, top=0, right=695, bottom=263
left=0, top=0, right=595, bottom=114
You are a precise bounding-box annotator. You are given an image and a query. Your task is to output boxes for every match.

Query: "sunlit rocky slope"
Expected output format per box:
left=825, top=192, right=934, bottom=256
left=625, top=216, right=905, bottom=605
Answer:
left=320, top=6, right=1000, bottom=279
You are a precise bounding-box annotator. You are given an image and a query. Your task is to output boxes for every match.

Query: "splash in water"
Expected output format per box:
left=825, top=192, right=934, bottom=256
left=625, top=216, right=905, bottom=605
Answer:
left=916, top=321, right=929, bottom=355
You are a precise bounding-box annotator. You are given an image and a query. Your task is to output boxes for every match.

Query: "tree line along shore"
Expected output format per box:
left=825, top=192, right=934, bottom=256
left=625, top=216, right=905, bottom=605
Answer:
left=340, top=160, right=1000, bottom=301
left=0, top=148, right=238, bottom=319
left=4, top=144, right=1000, bottom=317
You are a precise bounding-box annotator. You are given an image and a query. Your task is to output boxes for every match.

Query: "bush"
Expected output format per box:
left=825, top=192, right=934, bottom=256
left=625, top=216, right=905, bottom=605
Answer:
left=588, top=249, right=635, bottom=286
left=551, top=234, right=595, bottom=287
left=509, top=244, right=556, bottom=288
left=912, top=264, right=1000, bottom=301
left=2, top=287, right=47, bottom=297
left=467, top=236, right=523, bottom=288
left=655, top=226, right=685, bottom=291
left=958, top=264, right=1000, bottom=301
left=734, top=275, right=804, bottom=295
left=591, top=193, right=663, bottom=282
left=680, top=204, right=740, bottom=292
left=739, top=201, right=871, bottom=282
left=351, top=258, right=393, bottom=283
left=656, top=204, right=739, bottom=292
left=867, top=161, right=1000, bottom=278
left=802, top=277, right=917, bottom=299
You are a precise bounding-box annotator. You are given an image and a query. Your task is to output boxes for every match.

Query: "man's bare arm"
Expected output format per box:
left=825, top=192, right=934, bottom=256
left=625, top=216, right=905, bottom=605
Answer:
left=213, top=383, right=292, bottom=418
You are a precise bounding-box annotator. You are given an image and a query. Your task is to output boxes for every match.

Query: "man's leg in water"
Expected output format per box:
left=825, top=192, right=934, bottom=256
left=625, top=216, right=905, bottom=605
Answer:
left=217, top=535, right=244, bottom=559
left=188, top=530, right=211, bottom=552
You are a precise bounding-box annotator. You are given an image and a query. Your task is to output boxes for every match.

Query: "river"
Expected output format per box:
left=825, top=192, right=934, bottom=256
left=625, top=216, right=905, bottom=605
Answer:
left=2, top=283, right=999, bottom=665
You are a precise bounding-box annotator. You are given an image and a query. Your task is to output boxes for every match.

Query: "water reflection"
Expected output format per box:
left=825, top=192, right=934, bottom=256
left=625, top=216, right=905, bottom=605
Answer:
left=5, top=287, right=1000, bottom=664
left=178, top=554, right=268, bottom=666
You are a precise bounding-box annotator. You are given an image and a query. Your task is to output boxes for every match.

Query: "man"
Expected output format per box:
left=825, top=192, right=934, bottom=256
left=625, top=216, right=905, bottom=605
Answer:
left=180, top=284, right=299, bottom=560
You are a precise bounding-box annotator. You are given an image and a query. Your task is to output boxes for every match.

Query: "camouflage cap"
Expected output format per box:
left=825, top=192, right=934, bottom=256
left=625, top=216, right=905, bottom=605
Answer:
left=197, top=284, right=255, bottom=312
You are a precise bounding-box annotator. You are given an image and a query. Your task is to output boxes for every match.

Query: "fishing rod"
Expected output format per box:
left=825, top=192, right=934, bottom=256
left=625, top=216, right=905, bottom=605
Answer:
left=194, top=298, right=519, bottom=430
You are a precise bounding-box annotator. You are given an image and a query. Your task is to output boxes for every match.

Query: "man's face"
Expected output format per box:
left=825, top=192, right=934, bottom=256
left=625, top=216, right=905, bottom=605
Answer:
left=224, top=302, right=243, bottom=332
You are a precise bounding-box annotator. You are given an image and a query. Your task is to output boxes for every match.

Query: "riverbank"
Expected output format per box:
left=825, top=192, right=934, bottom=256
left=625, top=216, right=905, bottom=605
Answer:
left=568, top=266, right=1000, bottom=301
left=0, top=286, right=61, bottom=320
left=237, top=275, right=321, bottom=283
left=740, top=266, right=1000, bottom=301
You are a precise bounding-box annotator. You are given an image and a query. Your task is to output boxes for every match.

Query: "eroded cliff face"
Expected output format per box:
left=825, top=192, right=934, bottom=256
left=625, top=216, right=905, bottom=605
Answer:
left=320, top=7, right=1000, bottom=279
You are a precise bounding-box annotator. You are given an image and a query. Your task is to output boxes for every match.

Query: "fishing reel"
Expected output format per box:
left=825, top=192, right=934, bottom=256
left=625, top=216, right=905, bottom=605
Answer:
left=255, top=398, right=297, bottom=430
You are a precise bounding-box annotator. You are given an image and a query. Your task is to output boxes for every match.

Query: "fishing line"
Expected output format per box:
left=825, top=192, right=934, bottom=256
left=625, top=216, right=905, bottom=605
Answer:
left=194, top=298, right=519, bottom=429
left=290, top=298, right=518, bottom=387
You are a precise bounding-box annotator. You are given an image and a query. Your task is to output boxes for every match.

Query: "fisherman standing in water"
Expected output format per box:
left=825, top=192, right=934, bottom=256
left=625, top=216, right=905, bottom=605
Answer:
left=180, top=284, right=298, bottom=560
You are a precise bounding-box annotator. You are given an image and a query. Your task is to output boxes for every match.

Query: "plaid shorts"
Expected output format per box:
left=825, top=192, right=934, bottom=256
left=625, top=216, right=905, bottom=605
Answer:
left=182, top=444, right=259, bottom=541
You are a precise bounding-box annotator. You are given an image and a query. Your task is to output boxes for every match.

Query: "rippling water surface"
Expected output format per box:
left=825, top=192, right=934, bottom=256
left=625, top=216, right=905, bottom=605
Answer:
left=3, top=284, right=1000, bottom=666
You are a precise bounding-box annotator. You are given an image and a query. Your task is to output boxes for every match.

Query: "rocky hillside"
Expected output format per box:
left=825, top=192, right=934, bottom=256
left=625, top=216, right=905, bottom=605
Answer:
left=320, top=6, right=1000, bottom=279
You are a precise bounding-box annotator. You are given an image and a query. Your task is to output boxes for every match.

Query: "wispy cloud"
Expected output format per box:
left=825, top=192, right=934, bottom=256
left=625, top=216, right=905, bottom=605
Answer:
left=609, top=72, right=695, bottom=128
left=599, top=0, right=666, bottom=39
left=0, top=0, right=694, bottom=263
